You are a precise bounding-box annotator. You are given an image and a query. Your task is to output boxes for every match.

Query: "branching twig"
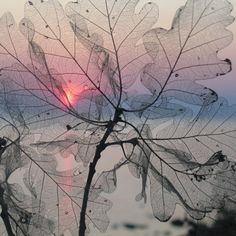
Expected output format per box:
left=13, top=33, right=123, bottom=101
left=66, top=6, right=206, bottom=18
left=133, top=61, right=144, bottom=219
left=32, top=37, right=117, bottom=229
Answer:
left=0, top=185, right=15, bottom=236
left=79, top=109, right=122, bottom=236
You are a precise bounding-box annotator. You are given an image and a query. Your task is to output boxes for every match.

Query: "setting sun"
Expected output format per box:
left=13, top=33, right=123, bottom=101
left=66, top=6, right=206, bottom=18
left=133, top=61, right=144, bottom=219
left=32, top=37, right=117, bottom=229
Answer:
left=61, top=85, right=78, bottom=107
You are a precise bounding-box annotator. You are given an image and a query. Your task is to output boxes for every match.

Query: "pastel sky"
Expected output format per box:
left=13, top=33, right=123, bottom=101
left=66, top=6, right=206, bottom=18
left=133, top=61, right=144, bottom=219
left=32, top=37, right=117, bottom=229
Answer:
left=0, top=2, right=235, bottom=235
left=0, top=0, right=236, bottom=102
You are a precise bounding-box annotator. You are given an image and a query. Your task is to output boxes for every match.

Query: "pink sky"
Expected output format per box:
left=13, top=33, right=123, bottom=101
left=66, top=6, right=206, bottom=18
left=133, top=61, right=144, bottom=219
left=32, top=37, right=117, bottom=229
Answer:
left=0, top=1, right=235, bottom=235
left=0, top=0, right=236, bottom=101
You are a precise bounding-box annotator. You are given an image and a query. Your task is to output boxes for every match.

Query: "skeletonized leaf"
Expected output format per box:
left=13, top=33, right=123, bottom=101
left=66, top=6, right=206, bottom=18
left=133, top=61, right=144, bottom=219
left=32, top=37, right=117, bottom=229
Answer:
left=66, top=0, right=159, bottom=93
left=156, top=98, right=236, bottom=162
left=142, top=0, right=234, bottom=106
left=133, top=98, right=236, bottom=221
left=21, top=145, right=112, bottom=235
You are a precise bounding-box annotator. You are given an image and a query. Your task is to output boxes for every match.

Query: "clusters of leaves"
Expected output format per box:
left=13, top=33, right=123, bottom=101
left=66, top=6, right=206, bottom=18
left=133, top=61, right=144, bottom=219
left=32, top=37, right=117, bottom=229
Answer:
left=0, top=0, right=236, bottom=235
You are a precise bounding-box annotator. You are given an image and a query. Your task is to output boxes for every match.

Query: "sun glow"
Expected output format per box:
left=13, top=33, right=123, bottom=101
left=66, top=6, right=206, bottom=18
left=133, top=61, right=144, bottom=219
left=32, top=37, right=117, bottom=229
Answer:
left=61, top=85, right=79, bottom=107
left=65, top=90, right=74, bottom=103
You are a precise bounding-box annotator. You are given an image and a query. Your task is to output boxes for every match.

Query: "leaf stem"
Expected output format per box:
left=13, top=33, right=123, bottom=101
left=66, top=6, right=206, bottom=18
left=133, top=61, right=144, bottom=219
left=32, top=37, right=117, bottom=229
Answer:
left=79, top=109, right=122, bottom=236
left=0, top=185, right=15, bottom=236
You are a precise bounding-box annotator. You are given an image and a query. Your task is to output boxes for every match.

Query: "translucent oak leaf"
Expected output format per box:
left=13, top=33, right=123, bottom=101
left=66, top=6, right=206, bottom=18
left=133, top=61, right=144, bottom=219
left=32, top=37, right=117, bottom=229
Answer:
left=155, top=98, right=236, bottom=162
left=125, top=125, right=152, bottom=203
left=65, top=0, right=159, bottom=94
left=21, top=146, right=112, bottom=235
left=147, top=151, right=236, bottom=221
left=130, top=98, right=236, bottom=221
left=3, top=0, right=159, bottom=120
left=141, top=0, right=234, bottom=106
left=0, top=0, right=235, bottom=235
